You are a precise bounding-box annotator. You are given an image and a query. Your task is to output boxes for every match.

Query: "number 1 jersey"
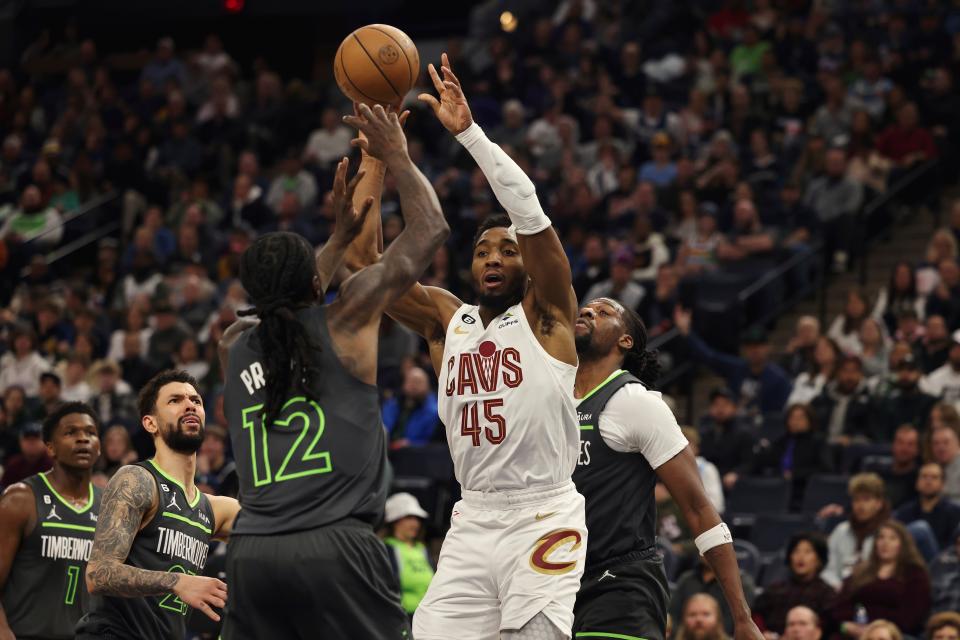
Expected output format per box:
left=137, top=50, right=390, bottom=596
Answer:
left=223, top=305, right=389, bottom=535
left=437, top=303, right=579, bottom=492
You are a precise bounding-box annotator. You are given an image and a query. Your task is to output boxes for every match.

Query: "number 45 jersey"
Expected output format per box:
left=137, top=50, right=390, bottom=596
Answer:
left=224, top=305, right=390, bottom=535
left=438, top=303, right=579, bottom=492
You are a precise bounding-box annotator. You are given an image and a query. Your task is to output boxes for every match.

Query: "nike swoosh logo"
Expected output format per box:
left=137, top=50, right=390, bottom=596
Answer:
left=454, top=326, right=469, bottom=335
left=535, top=511, right=557, bottom=521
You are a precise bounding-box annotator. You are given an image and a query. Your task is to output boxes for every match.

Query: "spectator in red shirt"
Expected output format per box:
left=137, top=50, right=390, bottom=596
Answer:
left=830, top=520, right=931, bottom=639
left=876, top=102, right=939, bottom=169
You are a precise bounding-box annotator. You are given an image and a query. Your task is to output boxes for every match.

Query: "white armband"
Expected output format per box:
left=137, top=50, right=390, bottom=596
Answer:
left=695, top=522, right=733, bottom=555
left=455, top=123, right=551, bottom=235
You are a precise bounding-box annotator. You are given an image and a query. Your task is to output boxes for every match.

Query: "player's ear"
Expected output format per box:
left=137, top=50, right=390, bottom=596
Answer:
left=142, top=414, right=158, bottom=436
left=618, top=333, right=634, bottom=351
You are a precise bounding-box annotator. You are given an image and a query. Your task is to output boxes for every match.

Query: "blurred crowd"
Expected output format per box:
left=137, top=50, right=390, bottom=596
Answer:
left=2, top=0, right=960, bottom=636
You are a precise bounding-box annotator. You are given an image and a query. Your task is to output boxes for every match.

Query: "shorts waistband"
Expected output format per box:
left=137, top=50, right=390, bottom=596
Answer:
left=461, top=480, right=576, bottom=509
left=585, top=545, right=660, bottom=577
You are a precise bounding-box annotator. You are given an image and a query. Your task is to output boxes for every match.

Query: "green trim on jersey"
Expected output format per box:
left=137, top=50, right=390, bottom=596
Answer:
left=576, top=633, right=648, bottom=640
left=41, top=522, right=96, bottom=532
left=148, top=459, right=201, bottom=508
left=578, top=369, right=627, bottom=403
left=161, top=511, right=212, bottom=534
left=39, top=471, right=94, bottom=514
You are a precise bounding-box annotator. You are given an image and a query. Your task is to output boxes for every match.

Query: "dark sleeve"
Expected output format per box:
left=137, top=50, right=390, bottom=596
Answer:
left=889, top=567, right=932, bottom=633
left=829, top=579, right=857, bottom=626
left=762, top=365, right=793, bottom=413
left=686, top=332, right=747, bottom=387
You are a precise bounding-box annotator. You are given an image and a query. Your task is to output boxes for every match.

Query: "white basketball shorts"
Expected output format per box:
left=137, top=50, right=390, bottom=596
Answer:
left=413, top=480, right=587, bottom=640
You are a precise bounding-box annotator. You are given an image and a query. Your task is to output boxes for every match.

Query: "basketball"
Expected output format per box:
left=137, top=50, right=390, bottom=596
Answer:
left=334, top=24, right=420, bottom=107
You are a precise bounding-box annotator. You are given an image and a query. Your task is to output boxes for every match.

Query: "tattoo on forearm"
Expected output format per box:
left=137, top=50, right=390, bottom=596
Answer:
left=86, top=466, right=177, bottom=598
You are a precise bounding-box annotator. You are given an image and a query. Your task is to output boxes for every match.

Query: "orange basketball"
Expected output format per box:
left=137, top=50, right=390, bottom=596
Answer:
left=334, top=24, right=420, bottom=107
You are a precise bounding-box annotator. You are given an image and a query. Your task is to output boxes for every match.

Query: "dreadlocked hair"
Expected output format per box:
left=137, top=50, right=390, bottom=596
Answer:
left=621, top=306, right=661, bottom=388
left=239, top=232, right=320, bottom=424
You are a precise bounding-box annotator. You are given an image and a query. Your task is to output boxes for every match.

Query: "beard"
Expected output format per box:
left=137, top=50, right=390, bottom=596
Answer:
left=575, top=330, right=596, bottom=356
left=160, top=417, right=205, bottom=454
left=476, top=281, right=524, bottom=312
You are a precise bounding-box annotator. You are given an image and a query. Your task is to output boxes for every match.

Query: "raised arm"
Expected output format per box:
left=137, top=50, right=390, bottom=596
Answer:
left=328, top=104, right=450, bottom=382
left=657, top=448, right=763, bottom=640
left=314, top=156, right=375, bottom=294
left=208, top=494, right=240, bottom=542
left=85, top=465, right=227, bottom=622
left=0, top=484, right=33, bottom=639
left=218, top=317, right=258, bottom=380
left=420, top=53, right=578, bottom=325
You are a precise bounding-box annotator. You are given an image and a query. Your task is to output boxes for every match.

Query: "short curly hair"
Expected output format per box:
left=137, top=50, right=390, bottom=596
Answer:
left=927, top=612, right=960, bottom=640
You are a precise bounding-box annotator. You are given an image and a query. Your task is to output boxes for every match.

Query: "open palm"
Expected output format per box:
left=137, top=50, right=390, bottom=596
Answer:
left=418, top=52, right=474, bottom=135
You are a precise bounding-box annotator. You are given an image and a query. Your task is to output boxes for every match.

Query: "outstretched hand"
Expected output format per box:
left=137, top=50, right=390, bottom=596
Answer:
left=342, top=103, right=409, bottom=164
left=418, top=52, right=474, bottom=135
left=331, top=157, right=373, bottom=241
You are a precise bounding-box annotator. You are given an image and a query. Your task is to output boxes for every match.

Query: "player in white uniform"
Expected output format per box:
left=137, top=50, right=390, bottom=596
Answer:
left=341, top=54, right=584, bottom=640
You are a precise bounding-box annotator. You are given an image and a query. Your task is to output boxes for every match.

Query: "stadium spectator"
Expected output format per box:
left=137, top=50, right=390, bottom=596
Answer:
left=880, top=425, right=921, bottom=509
left=861, top=620, right=903, bottom=640
left=803, top=147, right=863, bottom=273
left=753, top=404, right=832, bottom=509
left=752, top=533, right=836, bottom=636
left=146, top=301, right=189, bottom=366
left=855, top=318, right=891, bottom=380
left=383, top=492, right=435, bottom=618
left=675, top=204, right=722, bottom=278
left=95, top=423, right=136, bottom=479
left=196, top=423, right=235, bottom=496
left=781, top=315, right=822, bottom=379
left=583, top=249, right=645, bottom=312
left=140, top=36, right=186, bottom=89
left=929, top=528, right=960, bottom=613
left=828, top=289, right=871, bottom=355
left=876, top=102, right=938, bottom=171
left=87, top=359, right=136, bottom=428
left=918, top=316, right=952, bottom=375
left=874, top=262, right=925, bottom=336
left=303, top=107, right=353, bottom=171
left=782, top=606, right=823, bottom=640
left=630, top=213, right=671, bottom=283
left=918, top=230, right=958, bottom=297
left=922, top=329, right=960, bottom=408
left=676, top=310, right=792, bottom=415
left=382, top=366, right=440, bottom=449
left=874, top=355, right=938, bottom=442
left=716, top=199, right=777, bottom=267
left=36, top=371, right=61, bottom=418
left=927, top=612, right=960, bottom=640
left=0, top=422, right=51, bottom=487
left=266, top=150, right=318, bottom=211
left=929, top=424, right=960, bottom=500
left=830, top=520, right=931, bottom=638
left=0, top=325, right=50, bottom=398
left=59, top=354, right=92, bottom=403
left=822, top=473, right=890, bottom=589
left=118, top=330, right=157, bottom=392
left=672, top=569, right=752, bottom=638
left=0, top=184, right=63, bottom=249
left=811, top=356, right=873, bottom=447
left=895, top=462, right=960, bottom=552
left=788, top=337, right=841, bottom=406
left=105, top=306, right=153, bottom=362
left=927, top=258, right=960, bottom=330
left=680, top=426, right=723, bottom=513
left=697, top=387, right=755, bottom=490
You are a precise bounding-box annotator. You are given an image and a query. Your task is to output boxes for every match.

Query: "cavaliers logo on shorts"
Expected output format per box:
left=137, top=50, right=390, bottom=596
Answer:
left=529, top=529, right=582, bottom=575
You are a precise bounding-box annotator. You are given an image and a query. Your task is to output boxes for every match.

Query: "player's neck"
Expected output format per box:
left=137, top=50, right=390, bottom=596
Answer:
left=153, top=448, right=198, bottom=501
left=478, top=302, right=511, bottom=327
left=574, top=353, right=624, bottom=399
left=47, top=463, right=91, bottom=501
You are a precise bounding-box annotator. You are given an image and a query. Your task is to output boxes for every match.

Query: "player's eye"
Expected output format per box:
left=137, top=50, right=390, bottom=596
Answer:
left=477, top=251, right=487, bottom=257
left=599, top=310, right=608, bottom=316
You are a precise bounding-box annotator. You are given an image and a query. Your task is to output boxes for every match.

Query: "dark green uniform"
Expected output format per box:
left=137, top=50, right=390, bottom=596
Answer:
left=2, top=472, right=101, bottom=640
left=572, top=371, right=671, bottom=640
left=221, top=304, right=409, bottom=640
left=75, top=460, right=214, bottom=640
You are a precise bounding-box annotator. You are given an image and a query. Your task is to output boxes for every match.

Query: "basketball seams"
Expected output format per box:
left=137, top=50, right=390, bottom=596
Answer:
left=367, top=25, right=415, bottom=91
left=338, top=39, right=391, bottom=104
left=351, top=32, right=401, bottom=101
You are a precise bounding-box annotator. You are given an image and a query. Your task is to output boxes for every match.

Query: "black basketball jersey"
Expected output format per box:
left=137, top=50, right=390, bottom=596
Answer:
left=573, top=370, right=659, bottom=571
left=1, top=472, right=101, bottom=640
left=75, top=460, right=214, bottom=640
left=224, top=304, right=389, bottom=535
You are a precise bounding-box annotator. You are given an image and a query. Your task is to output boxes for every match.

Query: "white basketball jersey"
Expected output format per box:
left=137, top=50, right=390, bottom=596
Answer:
left=437, top=303, right=579, bottom=492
